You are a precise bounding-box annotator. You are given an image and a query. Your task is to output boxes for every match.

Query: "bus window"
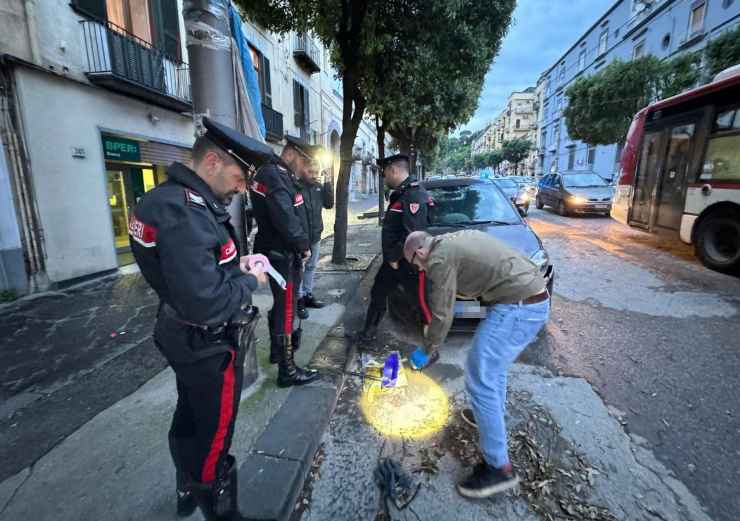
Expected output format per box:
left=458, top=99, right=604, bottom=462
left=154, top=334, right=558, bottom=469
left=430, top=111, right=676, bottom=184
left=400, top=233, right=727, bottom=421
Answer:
left=702, top=134, right=740, bottom=182
left=701, top=108, right=740, bottom=182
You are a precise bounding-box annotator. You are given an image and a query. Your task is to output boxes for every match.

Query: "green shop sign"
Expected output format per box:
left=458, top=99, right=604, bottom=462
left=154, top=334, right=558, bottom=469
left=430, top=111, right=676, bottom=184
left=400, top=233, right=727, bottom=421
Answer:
left=103, top=135, right=141, bottom=162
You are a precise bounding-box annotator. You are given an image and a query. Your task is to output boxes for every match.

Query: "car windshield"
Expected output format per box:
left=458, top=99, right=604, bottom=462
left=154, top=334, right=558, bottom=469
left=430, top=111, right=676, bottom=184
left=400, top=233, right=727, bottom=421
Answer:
left=427, top=183, right=520, bottom=226
left=562, top=173, right=608, bottom=188
left=493, top=178, right=518, bottom=189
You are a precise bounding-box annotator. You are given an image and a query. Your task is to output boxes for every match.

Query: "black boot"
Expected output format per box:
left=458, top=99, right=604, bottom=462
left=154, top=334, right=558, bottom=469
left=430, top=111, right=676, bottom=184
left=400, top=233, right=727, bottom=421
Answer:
left=176, top=470, right=197, bottom=517
left=292, top=328, right=302, bottom=353
left=277, top=334, right=319, bottom=388
left=356, top=308, right=384, bottom=343
left=297, top=297, right=309, bottom=320
left=303, top=293, right=326, bottom=309
left=191, top=456, right=254, bottom=521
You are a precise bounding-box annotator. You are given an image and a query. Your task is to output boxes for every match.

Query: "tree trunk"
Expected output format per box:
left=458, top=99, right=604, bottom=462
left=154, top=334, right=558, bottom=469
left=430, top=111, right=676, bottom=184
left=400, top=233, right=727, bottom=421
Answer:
left=376, top=116, right=385, bottom=225
left=332, top=79, right=366, bottom=264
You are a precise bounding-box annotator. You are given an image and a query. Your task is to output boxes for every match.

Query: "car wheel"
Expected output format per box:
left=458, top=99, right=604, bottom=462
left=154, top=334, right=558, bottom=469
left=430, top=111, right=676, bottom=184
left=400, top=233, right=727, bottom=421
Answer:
left=558, top=200, right=568, bottom=216
left=695, top=209, right=740, bottom=273
left=535, top=196, right=544, bottom=209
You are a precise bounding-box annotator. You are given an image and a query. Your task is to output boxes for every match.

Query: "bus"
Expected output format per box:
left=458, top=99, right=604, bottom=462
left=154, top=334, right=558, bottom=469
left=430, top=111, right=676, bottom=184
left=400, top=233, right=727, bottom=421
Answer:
left=612, top=65, right=740, bottom=273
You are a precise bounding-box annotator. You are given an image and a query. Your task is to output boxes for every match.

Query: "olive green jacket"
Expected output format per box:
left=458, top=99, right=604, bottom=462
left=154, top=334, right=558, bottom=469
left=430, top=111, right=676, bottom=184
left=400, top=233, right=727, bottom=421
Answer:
left=423, top=230, right=546, bottom=351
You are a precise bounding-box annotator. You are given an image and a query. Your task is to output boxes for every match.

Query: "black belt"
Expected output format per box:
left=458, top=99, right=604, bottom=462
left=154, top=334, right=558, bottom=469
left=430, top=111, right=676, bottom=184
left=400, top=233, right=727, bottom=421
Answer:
left=520, top=290, right=549, bottom=305
left=160, top=303, right=228, bottom=334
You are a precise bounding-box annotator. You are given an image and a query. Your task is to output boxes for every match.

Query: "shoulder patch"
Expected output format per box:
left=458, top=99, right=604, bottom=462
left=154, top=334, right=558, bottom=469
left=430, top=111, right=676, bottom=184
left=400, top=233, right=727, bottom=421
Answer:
left=184, top=189, right=206, bottom=208
left=251, top=181, right=268, bottom=197
left=409, top=202, right=420, bottom=215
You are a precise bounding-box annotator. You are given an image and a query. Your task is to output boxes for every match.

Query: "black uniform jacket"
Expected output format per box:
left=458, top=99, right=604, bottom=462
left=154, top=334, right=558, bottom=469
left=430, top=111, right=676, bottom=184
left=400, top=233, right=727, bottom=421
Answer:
left=298, top=179, right=334, bottom=244
left=129, top=162, right=257, bottom=331
left=382, top=177, right=431, bottom=263
left=250, top=160, right=310, bottom=255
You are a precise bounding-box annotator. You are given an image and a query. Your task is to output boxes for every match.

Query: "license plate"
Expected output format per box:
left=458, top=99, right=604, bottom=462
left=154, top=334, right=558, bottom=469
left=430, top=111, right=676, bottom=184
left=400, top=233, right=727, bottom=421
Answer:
left=454, top=301, right=482, bottom=317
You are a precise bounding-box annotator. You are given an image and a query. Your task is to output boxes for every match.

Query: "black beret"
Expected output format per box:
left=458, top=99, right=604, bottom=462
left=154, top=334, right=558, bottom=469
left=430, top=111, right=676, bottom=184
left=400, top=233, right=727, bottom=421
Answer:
left=378, top=154, right=410, bottom=170
left=202, top=116, right=274, bottom=170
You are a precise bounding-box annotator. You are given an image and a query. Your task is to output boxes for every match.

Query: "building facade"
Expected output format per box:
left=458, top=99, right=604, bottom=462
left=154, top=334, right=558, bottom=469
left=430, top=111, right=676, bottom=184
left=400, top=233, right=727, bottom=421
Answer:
left=537, top=0, right=740, bottom=181
left=0, top=0, right=384, bottom=293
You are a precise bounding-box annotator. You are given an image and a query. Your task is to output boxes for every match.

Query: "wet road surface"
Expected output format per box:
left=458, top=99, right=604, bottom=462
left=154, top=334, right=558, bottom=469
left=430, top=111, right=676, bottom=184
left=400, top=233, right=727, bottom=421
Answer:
left=522, top=208, right=740, bottom=521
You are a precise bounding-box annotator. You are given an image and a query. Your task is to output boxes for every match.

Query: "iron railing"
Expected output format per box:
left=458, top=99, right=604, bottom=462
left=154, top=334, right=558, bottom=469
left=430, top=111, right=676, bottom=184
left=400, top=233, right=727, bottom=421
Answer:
left=261, top=103, right=284, bottom=142
left=293, top=33, right=321, bottom=74
left=80, top=20, right=191, bottom=104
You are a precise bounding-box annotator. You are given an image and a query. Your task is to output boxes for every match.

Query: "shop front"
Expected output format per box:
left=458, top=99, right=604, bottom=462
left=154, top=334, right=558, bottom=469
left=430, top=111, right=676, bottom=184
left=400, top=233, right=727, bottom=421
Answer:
left=102, top=133, right=191, bottom=265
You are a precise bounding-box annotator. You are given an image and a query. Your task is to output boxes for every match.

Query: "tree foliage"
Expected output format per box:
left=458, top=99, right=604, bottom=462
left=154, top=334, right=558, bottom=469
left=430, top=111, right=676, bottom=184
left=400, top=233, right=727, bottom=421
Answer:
left=564, top=55, right=701, bottom=146
left=502, top=139, right=532, bottom=173
left=705, top=24, right=740, bottom=78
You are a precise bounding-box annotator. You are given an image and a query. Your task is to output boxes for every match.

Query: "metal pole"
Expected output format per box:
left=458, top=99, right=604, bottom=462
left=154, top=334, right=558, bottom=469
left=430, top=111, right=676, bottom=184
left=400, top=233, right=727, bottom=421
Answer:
left=184, top=0, right=257, bottom=388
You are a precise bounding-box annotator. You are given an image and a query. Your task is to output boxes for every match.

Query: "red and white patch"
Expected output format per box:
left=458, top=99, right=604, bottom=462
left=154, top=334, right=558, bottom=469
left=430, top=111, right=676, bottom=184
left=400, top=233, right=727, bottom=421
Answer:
left=409, top=203, right=420, bottom=215
left=294, top=193, right=304, bottom=207
left=427, top=196, right=435, bottom=207
left=251, top=181, right=268, bottom=197
left=218, top=238, right=237, bottom=265
left=389, top=201, right=403, bottom=213
left=128, top=214, right=157, bottom=248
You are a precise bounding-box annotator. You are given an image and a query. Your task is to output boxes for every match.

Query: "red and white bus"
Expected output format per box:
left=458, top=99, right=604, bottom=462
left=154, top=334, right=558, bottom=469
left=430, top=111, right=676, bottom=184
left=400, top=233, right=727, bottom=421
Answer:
left=612, top=65, right=740, bottom=273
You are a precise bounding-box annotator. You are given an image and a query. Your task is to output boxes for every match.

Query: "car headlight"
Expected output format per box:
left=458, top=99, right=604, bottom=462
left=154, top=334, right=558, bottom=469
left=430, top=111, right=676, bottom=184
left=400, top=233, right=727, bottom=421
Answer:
left=570, top=195, right=588, bottom=205
left=530, top=249, right=549, bottom=271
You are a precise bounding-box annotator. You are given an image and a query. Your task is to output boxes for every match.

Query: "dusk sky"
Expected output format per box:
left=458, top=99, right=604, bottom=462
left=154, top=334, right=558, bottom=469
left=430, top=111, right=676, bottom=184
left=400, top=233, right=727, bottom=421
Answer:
left=458, top=0, right=614, bottom=134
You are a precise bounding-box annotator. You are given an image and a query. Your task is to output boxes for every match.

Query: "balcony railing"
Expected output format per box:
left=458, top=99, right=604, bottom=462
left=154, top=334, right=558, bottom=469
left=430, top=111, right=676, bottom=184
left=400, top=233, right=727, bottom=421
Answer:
left=261, top=104, right=284, bottom=142
left=80, top=20, right=191, bottom=112
left=293, top=33, right=321, bottom=74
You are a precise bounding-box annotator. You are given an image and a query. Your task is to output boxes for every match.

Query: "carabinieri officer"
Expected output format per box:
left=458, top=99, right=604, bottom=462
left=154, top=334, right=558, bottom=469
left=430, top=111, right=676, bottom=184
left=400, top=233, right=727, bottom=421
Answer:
left=129, top=117, right=270, bottom=521
left=250, top=135, right=320, bottom=387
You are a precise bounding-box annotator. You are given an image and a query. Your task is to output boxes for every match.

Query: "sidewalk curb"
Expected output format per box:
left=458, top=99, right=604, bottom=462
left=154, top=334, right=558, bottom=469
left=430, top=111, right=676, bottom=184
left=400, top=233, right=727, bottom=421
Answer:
left=238, top=255, right=380, bottom=521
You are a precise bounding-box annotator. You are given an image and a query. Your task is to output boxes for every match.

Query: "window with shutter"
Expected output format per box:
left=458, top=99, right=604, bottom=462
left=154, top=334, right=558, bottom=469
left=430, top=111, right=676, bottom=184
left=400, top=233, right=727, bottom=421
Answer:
left=71, top=0, right=107, bottom=20
left=158, top=0, right=181, bottom=60
left=303, top=86, right=310, bottom=130
left=294, top=80, right=302, bottom=128
left=262, top=56, right=272, bottom=108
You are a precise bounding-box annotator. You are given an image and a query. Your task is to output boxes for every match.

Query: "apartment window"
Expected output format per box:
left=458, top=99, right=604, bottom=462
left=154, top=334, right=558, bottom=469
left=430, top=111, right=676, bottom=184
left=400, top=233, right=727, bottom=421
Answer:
left=688, top=1, right=707, bottom=36
left=553, top=122, right=560, bottom=146
left=599, top=29, right=609, bottom=55
left=516, top=119, right=521, bottom=129
left=633, top=40, right=646, bottom=59
left=541, top=130, right=547, bottom=146
left=567, top=147, right=576, bottom=170
left=250, top=46, right=272, bottom=107
left=543, top=101, right=549, bottom=120
left=587, top=145, right=596, bottom=167
left=293, top=80, right=310, bottom=138
left=73, top=0, right=181, bottom=59
left=559, top=62, right=566, bottom=81
left=578, top=50, right=587, bottom=71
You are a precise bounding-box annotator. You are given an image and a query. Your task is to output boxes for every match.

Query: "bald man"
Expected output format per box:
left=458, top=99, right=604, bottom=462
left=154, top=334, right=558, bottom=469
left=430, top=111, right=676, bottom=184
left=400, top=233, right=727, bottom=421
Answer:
left=404, top=230, right=550, bottom=499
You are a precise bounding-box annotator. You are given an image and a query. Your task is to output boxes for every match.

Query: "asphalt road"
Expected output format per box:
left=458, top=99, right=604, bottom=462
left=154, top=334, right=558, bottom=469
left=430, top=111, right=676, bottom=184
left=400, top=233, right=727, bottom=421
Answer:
left=521, top=207, right=740, bottom=521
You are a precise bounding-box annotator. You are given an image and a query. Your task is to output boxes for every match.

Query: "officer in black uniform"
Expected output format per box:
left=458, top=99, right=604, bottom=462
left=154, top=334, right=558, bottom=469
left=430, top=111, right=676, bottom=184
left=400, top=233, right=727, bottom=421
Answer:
left=357, top=154, right=431, bottom=342
left=250, top=135, right=320, bottom=387
left=129, top=117, right=271, bottom=521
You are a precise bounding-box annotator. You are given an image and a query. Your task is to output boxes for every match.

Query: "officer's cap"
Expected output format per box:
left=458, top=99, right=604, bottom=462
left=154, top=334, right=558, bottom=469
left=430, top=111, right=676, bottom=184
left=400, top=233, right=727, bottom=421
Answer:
left=378, top=154, right=410, bottom=173
left=202, top=116, right=274, bottom=171
left=285, top=135, right=323, bottom=160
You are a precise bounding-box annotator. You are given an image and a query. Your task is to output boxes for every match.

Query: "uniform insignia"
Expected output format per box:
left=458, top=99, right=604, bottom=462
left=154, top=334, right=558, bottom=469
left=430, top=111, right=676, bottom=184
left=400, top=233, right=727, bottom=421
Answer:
left=251, top=181, right=268, bottom=197
left=427, top=196, right=435, bottom=207
left=389, top=201, right=403, bottom=213
left=218, top=238, right=237, bottom=265
left=128, top=214, right=157, bottom=247
left=185, top=189, right=206, bottom=207
left=294, top=193, right=304, bottom=207
left=409, top=203, right=420, bottom=214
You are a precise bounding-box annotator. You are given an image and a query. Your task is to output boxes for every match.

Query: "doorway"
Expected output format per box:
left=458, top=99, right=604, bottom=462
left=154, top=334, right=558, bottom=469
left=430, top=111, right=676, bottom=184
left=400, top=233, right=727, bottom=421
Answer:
left=655, top=123, right=695, bottom=230
left=105, top=165, right=162, bottom=265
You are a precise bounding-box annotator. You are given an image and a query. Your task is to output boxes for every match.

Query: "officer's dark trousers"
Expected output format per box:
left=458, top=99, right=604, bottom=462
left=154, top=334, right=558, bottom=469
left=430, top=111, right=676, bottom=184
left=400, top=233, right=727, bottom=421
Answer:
left=168, top=346, right=245, bottom=485
left=267, top=253, right=301, bottom=338
left=366, top=260, right=418, bottom=319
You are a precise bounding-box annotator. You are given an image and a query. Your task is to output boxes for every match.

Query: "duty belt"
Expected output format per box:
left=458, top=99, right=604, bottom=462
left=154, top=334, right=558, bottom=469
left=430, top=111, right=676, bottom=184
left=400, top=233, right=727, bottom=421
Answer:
left=160, top=302, right=228, bottom=335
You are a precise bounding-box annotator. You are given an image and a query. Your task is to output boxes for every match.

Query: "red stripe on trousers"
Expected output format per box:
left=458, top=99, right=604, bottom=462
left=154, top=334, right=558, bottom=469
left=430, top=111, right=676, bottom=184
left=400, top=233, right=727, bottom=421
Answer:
left=201, top=349, right=236, bottom=483
left=418, top=271, right=432, bottom=324
left=284, top=282, right=294, bottom=335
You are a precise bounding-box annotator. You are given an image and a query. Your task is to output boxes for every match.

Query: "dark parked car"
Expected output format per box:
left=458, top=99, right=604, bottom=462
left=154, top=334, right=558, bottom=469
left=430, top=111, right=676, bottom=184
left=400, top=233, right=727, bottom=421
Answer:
left=536, top=171, right=614, bottom=216
left=491, top=177, right=531, bottom=216
left=421, top=178, right=554, bottom=321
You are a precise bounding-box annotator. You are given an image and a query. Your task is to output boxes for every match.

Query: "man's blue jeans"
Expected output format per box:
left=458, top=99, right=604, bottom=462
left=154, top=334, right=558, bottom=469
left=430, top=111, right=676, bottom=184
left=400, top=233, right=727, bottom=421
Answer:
left=465, top=299, right=550, bottom=468
left=300, top=241, right=321, bottom=298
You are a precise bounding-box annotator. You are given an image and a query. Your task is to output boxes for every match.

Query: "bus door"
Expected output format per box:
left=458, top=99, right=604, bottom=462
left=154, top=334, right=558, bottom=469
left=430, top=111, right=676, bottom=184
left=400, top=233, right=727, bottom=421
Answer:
left=655, top=123, right=696, bottom=230
left=630, top=131, right=663, bottom=227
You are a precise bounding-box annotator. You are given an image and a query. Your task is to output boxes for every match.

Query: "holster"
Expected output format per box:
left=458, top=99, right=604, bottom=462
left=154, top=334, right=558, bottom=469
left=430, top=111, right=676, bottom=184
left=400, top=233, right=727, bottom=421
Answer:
left=227, top=306, right=261, bottom=355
